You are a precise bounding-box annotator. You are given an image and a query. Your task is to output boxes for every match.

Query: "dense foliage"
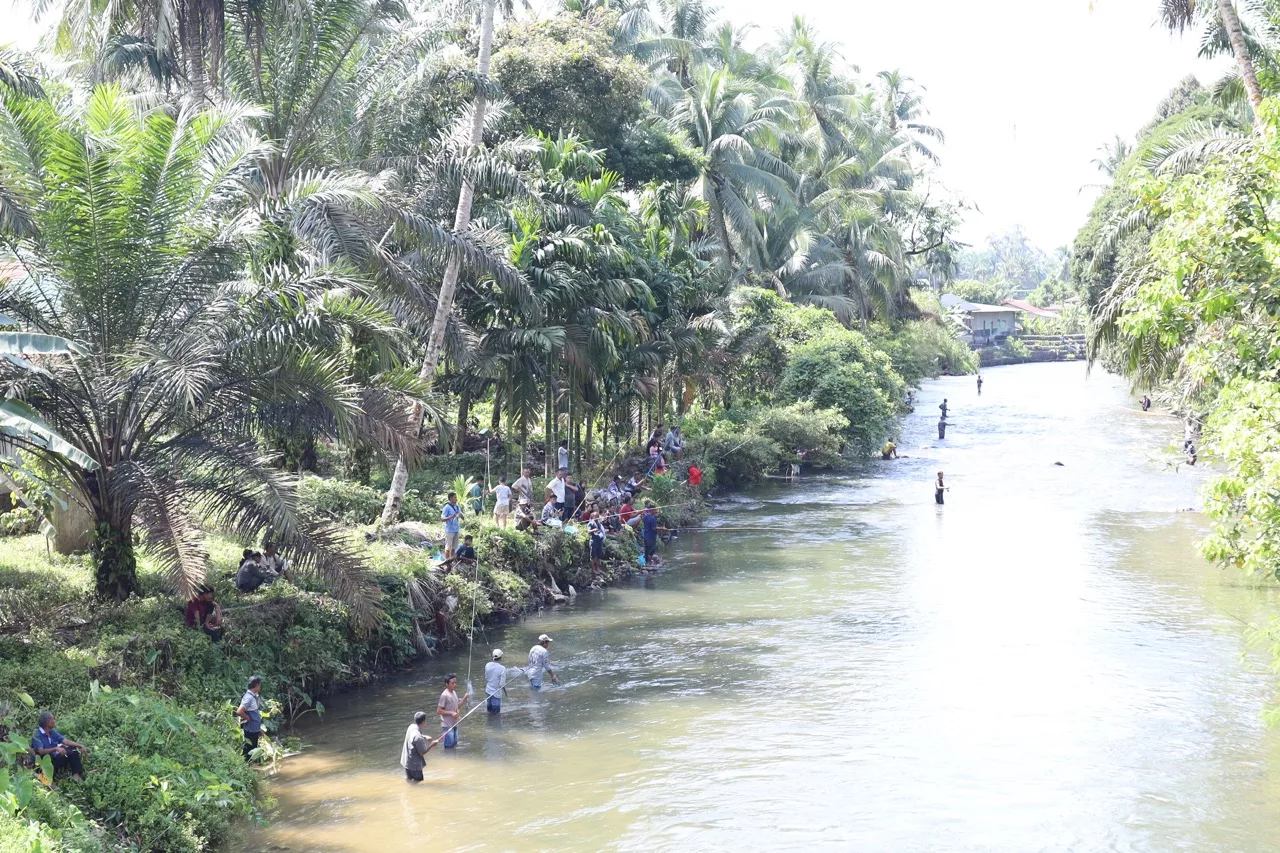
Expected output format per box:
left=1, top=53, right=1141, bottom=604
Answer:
left=0, top=0, right=982, bottom=847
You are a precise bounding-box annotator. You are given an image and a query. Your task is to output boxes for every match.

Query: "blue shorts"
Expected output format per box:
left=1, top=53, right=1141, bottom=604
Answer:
left=487, top=696, right=501, bottom=713
left=440, top=727, right=458, bottom=749
left=529, top=676, right=542, bottom=690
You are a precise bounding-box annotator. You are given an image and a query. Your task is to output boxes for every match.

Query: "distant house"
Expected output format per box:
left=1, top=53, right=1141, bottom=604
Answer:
left=941, top=294, right=1021, bottom=345
left=1002, top=298, right=1060, bottom=318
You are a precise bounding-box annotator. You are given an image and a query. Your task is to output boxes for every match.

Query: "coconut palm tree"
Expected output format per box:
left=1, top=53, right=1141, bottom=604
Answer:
left=665, top=65, right=797, bottom=273
left=1160, top=0, right=1265, bottom=119
left=0, top=84, right=417, bottom=618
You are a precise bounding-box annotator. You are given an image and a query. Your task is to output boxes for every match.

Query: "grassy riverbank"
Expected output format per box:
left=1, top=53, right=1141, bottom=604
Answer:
left=0, top=462, right=708, bottom=853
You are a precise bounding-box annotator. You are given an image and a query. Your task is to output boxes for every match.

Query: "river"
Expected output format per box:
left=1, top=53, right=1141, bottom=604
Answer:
left=247, top=362, right=1280, bottom=852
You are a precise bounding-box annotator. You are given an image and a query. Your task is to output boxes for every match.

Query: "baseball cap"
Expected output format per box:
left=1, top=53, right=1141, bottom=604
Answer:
left=492, top=649, right=503, bottom=659
left=538, top=633, right=552, bottom=643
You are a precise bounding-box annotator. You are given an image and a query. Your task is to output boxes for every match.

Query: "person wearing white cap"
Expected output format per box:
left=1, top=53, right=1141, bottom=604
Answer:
left=485, top=649, right=508, bottom=714
left=527, top=634, right=558, bottom=690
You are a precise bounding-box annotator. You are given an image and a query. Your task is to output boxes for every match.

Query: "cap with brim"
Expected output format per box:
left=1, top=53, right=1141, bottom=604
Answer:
left=538, top=633, right=552, bottom=643
left=492, top=649, right=503, bottom=659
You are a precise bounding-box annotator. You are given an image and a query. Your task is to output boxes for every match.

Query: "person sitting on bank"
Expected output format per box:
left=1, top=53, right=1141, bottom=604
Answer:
left=541, top=494, right=561, bottom=526
left=454, top=534, right=478, bottom=565
left=514, top=497, right=537, bottom=532
left=185, top=584, right=224, bottom=642
left=236, top=549, right=276, bottom=593
left=31, top=711, right=88, bottom=784
left=625, top=473, right=647, bottom=499
left=262, top=542, right=289, bottom=579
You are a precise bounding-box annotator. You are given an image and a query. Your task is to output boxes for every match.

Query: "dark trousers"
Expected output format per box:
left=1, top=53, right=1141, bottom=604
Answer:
left=50, top=747, right=84, bottom=777
left=242, top=730, right=260, bottom=761
left=935, top=489, right=944, bottom=505
left=643, top=534, right=657, bottom=560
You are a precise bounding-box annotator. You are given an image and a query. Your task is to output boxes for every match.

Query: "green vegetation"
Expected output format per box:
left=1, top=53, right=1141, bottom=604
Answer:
left=0, top=0, right=977, bottom=847
left=1075, top=0, right=1280, bottom=719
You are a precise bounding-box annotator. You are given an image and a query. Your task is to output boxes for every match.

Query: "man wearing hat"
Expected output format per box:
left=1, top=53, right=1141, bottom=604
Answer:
left=527, top=634, right=559, bottom=690
left=484, top=649, right=508, bottom=713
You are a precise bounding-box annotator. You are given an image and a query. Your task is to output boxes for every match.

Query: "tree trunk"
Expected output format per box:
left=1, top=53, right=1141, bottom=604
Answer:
left=453, top=387, right=472, bottom=455
left=1218, top=0, right=1265, bottom=122
left=585, top=407, right=594, bottom=469
left=379, top=0, right=497, bottom=527
left=91, top=511, right=138, bottom=602
left=544, top=367, right=553, bottom=478
left=490, top=381, right=502, bottom=435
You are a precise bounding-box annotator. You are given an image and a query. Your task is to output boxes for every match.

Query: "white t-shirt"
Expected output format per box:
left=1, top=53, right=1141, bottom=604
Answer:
left=484, top=661, right=508, bottom=697
left=512, top=476, right=533, bottom=501
left=547, top=478, right=566, bottom=502
left=528, top=644, right=550, bottom=678
left=494, top=484, right=511, bottom=507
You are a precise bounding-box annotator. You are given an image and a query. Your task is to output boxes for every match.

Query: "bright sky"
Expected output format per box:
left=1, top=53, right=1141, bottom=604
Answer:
left=6, top=0, right=1229, bottom=250
left=722, top=0, right=1231, bottom=250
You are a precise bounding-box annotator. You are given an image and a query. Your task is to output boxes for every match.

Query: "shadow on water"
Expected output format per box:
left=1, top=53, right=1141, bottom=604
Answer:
left=244, top=363, right=1280, bottom=853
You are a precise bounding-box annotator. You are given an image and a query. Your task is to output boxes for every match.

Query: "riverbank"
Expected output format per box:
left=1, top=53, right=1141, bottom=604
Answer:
left=0, top=450, right=726, bottom=852
left=246, top=363, right=1280, bottom=852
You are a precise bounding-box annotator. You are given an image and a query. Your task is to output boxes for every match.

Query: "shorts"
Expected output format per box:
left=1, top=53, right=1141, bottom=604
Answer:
left=494, top=504, right=510, bottom=519
left=487, top=696, right=501, bottom=713
left=440, top=727, right=458, bottom=749
left=405, top=766, right=423, bottom=782
left=444, top=530, right=460, bottom=552
left=590, top=537, right=605, bottom=559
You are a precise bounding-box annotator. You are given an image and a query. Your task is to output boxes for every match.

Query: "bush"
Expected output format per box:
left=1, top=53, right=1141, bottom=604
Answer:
left=782, top=328, right=903, bottom=456
left=299, top=476, right=435, bottom=526
left=750, top=402, right=847, bottom=469
left=867, top=320, right=978, bottom=384
left=0, top=509, right=41, bottom=538
left=59, top=685, right=258, bottom=853
left=683, top=417, right=780, bottom=487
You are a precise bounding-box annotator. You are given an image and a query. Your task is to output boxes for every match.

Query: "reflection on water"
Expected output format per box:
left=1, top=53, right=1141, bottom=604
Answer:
left=246, top=363, right=1280, bottom=852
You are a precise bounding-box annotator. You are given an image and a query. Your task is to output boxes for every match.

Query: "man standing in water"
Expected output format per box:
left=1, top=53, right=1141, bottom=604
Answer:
left=935, top=471, right=948, bottom=505
left=976, top=375, right=983, bottom=394
left=528, top=634, right=559, bottom=690
left=401, top=711, right=437, bottom=782
left=937, top=417, right=947, bottom=440
left=485, top=649, right=507, bottom=714
left=939, top=398, right=949, bottom=418
left=881, top=438, right=898, bottom=460
left=437, top=674, right=468, bottom=749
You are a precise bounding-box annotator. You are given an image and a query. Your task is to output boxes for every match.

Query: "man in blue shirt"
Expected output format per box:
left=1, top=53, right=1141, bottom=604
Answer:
left=236, top=675, right=264, bottom=761
left=641, top=501, right=662, bottom=564
left=31, top=711, right=88, bottom=783
left=441, top=492, right=463, bottom=560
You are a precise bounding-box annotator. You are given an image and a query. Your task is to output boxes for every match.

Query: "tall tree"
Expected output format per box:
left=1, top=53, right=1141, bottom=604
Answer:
left=1161, top=0, right=1265, bottom=120
left=0, top=85, right=413, bottom=616
left=381, top=0, right=498, bottom=526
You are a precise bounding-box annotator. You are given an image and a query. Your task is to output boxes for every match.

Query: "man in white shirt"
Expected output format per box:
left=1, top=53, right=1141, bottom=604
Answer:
left=485, top=649, right=508, bottom=714
left=546, top=471, right=567, bottom=515
left=400, top=711, right=437, bottom=782
left=527, top=634, right=558, bottom=690
left=556, top=440, right=569, bottom=472
left=491, top=477, right=512, bottom=528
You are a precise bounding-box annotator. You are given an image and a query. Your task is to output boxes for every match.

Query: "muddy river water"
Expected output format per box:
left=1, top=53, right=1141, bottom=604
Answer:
left=247, top=362, right=1280, bottom=852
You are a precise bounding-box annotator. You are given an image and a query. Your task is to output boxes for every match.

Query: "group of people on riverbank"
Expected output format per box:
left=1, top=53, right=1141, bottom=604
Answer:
left=400, top=634, right=559, bottom=781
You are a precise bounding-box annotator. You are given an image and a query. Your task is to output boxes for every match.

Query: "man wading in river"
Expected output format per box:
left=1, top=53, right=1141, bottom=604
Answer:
left=528, top=634, right=558, bottom=690
left=437, top=674, right=468, bottom=748
left=935, top=471, right=948, bottom=505
left=401, top=711, right=437, bottom=782
left=485, top=649, right=507, bottom=713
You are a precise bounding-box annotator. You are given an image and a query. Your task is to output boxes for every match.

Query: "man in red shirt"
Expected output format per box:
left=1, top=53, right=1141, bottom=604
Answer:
left=619, top=499, right=637, bottom=528
left=687, top=464, right=703, bottom=487
left=185, top=586, right=224, bottom=642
